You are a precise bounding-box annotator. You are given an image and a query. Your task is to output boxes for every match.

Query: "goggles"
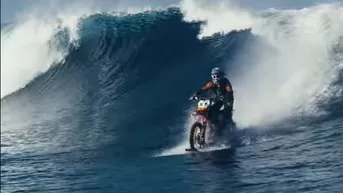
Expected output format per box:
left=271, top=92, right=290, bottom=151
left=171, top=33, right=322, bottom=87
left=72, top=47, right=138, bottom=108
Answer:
left=211, top=74, right=221, bottom=79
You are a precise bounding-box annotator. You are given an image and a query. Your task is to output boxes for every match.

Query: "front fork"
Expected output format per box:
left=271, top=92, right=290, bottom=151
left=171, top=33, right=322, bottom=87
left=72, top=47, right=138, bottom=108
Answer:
left=200, top=119, right=208, bottom=140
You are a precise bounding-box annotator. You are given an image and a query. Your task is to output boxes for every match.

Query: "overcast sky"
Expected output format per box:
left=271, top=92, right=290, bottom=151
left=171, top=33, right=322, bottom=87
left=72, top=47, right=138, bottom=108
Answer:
left=1, top=0, right=341, bottom=23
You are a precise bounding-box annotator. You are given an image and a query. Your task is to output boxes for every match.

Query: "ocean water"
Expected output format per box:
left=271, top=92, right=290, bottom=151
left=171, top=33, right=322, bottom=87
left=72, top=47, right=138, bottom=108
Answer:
left=1, top=0, right=343, bottom=192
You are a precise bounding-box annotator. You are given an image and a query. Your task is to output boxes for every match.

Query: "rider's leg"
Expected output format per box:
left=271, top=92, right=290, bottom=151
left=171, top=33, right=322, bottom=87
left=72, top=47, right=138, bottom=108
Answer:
left=222, top=104, right=233, bottom=124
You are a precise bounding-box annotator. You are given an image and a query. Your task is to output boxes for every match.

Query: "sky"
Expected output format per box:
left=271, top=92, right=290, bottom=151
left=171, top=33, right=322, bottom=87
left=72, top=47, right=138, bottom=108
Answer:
left=1, top=0, right=341, bottom=23
left=0, top=0, right=177, bottom=23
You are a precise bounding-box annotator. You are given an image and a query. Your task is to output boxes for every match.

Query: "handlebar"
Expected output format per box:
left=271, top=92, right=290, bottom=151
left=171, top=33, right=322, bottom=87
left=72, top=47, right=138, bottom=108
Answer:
left=188, top=95, right=224, bottom=102
left=189, top=95, right=232, bottom=107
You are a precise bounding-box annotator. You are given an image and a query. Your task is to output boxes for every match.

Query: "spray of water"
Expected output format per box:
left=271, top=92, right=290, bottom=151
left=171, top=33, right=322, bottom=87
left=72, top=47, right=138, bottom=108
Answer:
left=155, top=109, right=231, bottom=157
left=180, top=0, right=254, bottom=38
left=155, top=111, right=194, bottom=156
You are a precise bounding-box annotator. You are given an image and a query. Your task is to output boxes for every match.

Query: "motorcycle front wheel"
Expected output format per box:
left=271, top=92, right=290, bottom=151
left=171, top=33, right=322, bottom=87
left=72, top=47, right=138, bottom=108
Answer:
left=189, top=122, right=206, bottom=150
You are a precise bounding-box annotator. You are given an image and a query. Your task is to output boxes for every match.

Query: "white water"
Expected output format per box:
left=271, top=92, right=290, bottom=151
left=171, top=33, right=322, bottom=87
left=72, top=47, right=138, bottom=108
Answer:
left=0, top=5, right=95, bottom=99
left=181, top=0, right=343, bottom=127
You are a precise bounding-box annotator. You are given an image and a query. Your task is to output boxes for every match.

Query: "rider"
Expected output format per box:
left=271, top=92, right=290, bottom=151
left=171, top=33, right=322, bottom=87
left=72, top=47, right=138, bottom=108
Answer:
left=191, top=67, right=234, bottom=123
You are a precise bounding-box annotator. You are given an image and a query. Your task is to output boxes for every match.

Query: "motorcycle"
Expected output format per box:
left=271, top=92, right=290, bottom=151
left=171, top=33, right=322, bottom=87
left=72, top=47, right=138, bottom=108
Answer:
left=186, top=96, right=232, bottom=152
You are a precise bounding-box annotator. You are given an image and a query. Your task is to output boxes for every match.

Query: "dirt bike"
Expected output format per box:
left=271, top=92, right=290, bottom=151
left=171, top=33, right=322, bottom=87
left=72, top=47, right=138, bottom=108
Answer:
left=185, top=96, right=232, bottom=152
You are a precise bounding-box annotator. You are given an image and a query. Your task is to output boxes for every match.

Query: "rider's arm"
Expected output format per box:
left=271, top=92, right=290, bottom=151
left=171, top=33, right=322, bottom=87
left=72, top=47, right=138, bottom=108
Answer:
left=225, top=85, right=232, bottom=92
left=225, top=79, right=233, bottom=93
left=224, top=80, right=234, bottom=102
left=196, top=81, right=214, bottom=96
left=202, top=82, right=214, bottom=90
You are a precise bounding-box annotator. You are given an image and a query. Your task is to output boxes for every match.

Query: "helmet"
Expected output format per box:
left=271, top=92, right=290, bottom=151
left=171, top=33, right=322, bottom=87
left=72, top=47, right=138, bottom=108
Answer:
left=211, top=67, right=224, bottom=85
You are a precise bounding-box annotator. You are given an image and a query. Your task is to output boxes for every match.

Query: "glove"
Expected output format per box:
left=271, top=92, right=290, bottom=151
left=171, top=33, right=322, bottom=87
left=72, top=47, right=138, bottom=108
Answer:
left=189, top=94, right=198, bottom=101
